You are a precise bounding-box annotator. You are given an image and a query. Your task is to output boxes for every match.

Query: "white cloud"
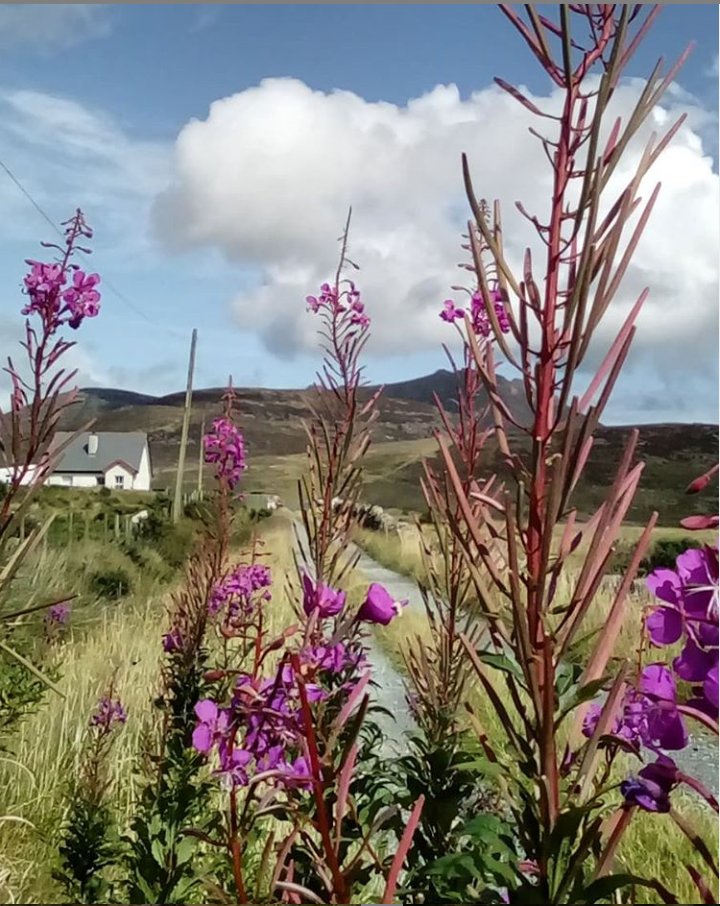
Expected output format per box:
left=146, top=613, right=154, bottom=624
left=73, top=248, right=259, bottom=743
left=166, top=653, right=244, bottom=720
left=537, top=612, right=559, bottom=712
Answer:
left=153, top=75, right=719, bottom=420
left=0, top=5, right=111, bottom=51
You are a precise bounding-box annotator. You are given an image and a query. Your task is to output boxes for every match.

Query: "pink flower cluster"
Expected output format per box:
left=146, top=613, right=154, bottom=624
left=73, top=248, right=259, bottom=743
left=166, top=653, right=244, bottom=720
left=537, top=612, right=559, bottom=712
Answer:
left=208, top=563, right=272, bottom=618
left=203, top=417, right=247, bottom=489
left=586, top=544, right=719, bottom=813
left=645, top=545, right=718, bottom=724
left=22, top=262, right=101, bottom=332
left=583, top=663, right=688, bottom=752
left=45, top=602, right=71, bottom=625
left=306, top=280, right=369, bottom=328
left=440, top=287, right=510, bottom=338
left=301, top=574, right=406, bottom=626
left=90, top=696, right=127, bottom=730
left=192, top=666, right=323, bottom=789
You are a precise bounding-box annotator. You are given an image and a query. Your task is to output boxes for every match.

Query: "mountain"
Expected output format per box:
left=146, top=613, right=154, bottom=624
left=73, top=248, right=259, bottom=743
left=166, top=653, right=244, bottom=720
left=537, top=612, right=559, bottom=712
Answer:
left=56, top=375, right=717, bottom=523
left=371, top=369, right=531, bottom=424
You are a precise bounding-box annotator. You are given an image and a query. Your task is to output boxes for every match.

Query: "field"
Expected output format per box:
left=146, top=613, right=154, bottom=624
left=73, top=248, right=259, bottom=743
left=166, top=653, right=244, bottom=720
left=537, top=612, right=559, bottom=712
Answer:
left=55, top=385, right=717, bottom=526
left=1, top=512, right=715, bottom=904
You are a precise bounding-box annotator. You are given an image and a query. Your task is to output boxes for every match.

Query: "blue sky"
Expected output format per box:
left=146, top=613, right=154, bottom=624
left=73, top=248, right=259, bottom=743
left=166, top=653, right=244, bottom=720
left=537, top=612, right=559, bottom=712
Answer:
left=0, top=4, right=716, bottom=423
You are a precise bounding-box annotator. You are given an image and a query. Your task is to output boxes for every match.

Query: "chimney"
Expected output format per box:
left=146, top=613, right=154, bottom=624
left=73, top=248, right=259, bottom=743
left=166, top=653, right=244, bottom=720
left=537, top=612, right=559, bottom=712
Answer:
left=88, top=433, right=99, bottom=456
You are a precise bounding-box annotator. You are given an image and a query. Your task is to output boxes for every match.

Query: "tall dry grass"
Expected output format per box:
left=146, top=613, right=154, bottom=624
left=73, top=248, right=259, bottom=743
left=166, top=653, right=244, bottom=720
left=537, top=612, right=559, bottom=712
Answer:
left=0, top=517, right=298, bottom=903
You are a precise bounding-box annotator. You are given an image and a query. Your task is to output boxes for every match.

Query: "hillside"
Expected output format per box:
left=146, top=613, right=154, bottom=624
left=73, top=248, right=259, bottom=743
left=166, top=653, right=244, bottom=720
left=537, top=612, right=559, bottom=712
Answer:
left=58, top=375, right=718, bottom=525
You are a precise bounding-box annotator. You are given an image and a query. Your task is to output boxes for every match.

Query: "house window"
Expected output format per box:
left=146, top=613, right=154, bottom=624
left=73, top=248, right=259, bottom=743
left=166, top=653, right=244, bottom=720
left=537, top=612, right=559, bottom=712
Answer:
left=96, top=476, right=105, bottom=486
left=114, top=475, right=125, bottom=489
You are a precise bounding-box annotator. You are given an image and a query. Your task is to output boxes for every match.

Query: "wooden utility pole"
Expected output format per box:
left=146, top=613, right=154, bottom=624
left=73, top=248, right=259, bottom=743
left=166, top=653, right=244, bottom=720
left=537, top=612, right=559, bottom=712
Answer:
left=172, top=328, right=198, bottom=523
left=197, top=415, right=205, bottom=499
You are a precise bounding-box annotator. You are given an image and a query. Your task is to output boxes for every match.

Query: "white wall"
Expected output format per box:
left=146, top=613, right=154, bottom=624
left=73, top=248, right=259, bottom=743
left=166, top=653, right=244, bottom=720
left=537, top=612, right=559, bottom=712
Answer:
left=46, top=473, right=99, bottom=488
left=135, top=445, right=152, bottom=492
left=104, top=462, right=136, bottom=491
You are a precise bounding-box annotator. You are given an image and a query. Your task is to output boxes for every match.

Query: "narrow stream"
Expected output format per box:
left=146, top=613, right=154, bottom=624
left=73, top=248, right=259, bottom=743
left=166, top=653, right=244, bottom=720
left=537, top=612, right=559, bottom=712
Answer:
left=296, top=523, right=718, bottom=794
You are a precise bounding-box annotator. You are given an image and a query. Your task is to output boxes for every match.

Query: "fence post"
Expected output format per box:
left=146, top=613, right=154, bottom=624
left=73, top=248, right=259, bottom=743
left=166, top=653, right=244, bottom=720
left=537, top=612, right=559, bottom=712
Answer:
left=68, top=510, right=74, bottom=547
left=114, top=513, right=120, bottom=540
left=103, top=512, right=109, bottom=542
left=84, top=512, right=90, bottom=542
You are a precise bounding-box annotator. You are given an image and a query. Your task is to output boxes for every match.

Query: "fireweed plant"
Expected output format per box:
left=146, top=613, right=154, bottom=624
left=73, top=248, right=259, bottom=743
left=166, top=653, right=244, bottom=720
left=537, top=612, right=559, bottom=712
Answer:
left=174, top=225, right=423, bottom=905
left=55, top=689, right=127, bottom=904
left=391, top=5, right=717, bottom=905
left=0, top=210, right=99, bottom=728
left=121, top=388, right=243, bottom=905
left=111, top=241, right=420, bottom=905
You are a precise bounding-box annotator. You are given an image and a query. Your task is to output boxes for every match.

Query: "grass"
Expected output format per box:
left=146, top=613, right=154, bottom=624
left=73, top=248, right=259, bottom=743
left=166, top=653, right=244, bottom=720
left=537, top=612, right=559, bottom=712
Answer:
left=0, top=515, right=296, bottom=904
left=0, top=506, right=716, bottom=903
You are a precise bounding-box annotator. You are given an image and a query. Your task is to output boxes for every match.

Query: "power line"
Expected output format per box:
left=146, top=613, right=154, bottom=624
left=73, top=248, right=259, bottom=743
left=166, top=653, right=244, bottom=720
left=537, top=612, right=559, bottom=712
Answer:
left=0, top=154, right=249, bottom=348
left=0, top=154, right=167, bottom=329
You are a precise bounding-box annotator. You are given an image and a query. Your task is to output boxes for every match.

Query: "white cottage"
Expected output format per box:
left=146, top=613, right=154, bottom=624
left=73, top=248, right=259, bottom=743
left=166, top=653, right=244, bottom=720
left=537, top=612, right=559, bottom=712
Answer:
left=42, top=431, right=153, bottom=491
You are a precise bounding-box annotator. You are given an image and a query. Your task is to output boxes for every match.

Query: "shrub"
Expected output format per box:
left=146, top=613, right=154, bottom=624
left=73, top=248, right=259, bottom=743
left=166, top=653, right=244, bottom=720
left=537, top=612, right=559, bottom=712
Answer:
left=152, top=519, right=199, bottom=570
left=89, top=566, right=133, bottom=599
left=641, top=537, right=702, bottom=575
left=121, top=540, right=173, bottom=583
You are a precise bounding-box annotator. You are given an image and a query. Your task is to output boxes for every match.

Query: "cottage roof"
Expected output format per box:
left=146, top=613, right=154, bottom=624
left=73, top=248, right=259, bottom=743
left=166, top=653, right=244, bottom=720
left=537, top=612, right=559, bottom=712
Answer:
left=51, top=432, right=147, bottom=474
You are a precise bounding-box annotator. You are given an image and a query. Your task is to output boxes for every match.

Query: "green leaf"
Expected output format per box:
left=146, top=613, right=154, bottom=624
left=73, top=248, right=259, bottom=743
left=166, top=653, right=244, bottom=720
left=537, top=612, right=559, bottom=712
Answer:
left=174, top=836, right=196, bottom=867
left=474, top=650, right=525, bottom=682
left=579, top=873, right=679, bottom=904
left=556, top=677, right=609, bottom=726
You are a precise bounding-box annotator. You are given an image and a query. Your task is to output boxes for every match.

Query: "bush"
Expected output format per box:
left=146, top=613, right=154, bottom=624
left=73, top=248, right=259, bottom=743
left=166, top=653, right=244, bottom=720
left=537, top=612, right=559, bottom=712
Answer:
left=89, top=566, right=133, bottom=599
left=641, top=537, right=702, bottom=576
left=152, top=519, right=199, bottom=570
left=122, top=540, right=173, bottom=583
left=183, top=499, right=209, bottom=521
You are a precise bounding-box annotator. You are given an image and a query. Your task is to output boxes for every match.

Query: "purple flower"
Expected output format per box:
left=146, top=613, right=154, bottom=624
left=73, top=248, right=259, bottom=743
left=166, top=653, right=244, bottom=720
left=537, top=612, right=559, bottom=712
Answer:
left=638, top=664, right=688, bottom=750
left=192, top=698, right=229, bottom=754
left=621, top=755, right=678, bottom=813
left=357, top=583, right=406, bottom=625
left=278, top=755, right=312, bottom=790
left=218, top=747, right=253, bottom=786
left=439, top=285, right=510, bottom=337
left=439, top=299, right=464, bottom=322
left=204, top=417, right=247, bottom=489
left=301, top=573, right=346, bottom=618
left=22, top=262, right=101, bottom=332
left=209, top=563, right=272, bottom=618
left=90, top=696, right=127, bottom=730
left=704, top=663, right=719, bottom=711
left=646, top=546, right=719, bottom=648
left=305, top=280, right=370, bottom=328
left=62, top=271, right=101, bottom=329
left=469, top=288, right=510, bottom=337
left=582, top=665, right=688, bottom=752
left=645, top=544, right=719, bottom=723
left=162, top=626, right=184, bottom=653
left=46, top=602, right=70, bottom=625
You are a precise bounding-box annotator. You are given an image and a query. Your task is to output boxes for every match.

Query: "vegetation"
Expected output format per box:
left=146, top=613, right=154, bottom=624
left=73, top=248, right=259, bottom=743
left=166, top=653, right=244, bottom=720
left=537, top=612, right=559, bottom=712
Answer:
left=0, top=7, right=717, bottom=906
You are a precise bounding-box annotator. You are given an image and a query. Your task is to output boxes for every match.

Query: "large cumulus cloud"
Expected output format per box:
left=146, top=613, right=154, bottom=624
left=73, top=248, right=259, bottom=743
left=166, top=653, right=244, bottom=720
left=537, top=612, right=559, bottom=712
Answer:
left=153, top=75, right=718, bottom=418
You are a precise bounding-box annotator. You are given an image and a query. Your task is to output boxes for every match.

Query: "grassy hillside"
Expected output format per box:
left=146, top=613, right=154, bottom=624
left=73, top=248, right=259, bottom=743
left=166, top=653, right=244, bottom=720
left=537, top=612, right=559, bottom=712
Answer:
left=241, top=426, right=717, bottom=525
left=54, top=381, right=717, bottom=525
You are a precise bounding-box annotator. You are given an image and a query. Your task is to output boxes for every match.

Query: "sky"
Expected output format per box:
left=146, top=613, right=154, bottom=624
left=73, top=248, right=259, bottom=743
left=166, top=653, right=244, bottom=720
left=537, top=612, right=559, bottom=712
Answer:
left=0, top=3, right=717, bottom=425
